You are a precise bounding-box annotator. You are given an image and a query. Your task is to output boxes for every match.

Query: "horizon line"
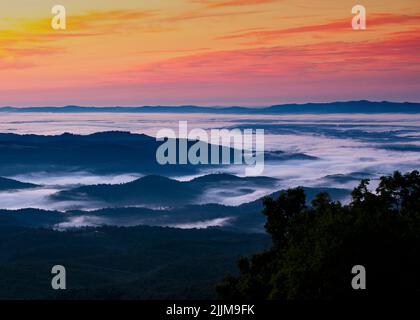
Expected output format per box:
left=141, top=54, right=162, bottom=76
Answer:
left=1, top=100, right=420, bottom=110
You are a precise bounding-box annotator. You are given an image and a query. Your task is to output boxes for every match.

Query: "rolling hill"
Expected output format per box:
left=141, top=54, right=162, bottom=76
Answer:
left=0, top=177, right=38, bottom=191
left=51, top=173, right=279, bottom=207
left=0, top=131, right=315, bottom=176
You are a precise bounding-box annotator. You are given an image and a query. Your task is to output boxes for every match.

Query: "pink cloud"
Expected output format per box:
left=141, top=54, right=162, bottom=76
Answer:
left=192, top=0, right=276, bottom=8
left=217, top=13, right=420, bottom=44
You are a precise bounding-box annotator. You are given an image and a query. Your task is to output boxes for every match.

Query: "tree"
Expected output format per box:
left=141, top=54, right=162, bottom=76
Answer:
left=217, top=171, right=420, bottom=300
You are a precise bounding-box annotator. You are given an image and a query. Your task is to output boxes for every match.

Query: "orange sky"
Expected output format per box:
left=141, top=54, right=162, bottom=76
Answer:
left=0, top=0, right=419, bottom=106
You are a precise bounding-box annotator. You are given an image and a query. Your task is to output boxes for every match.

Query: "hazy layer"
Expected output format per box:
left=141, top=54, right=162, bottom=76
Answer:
left=0, top=112, right=419, bottom=211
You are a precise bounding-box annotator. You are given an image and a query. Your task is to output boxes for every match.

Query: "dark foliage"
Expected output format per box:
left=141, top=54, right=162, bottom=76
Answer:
left=0, top=225, right=269, bottom=299
left=217, top=171, right=420, bottom=300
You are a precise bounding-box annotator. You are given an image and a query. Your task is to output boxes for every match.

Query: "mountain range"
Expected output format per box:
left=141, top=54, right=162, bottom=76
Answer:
left=0, top=175, right=351, bottom=233
left=0, top=131, right=315, bottom=176
left=1, top=101, right=419, bottom=114
left=50, top=173, right=279, bottom=207
left=0, top=177, right=38, bottom=191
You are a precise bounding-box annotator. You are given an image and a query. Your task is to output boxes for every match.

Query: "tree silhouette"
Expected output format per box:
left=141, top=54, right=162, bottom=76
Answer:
left=217, top=171, right=420, bottom=300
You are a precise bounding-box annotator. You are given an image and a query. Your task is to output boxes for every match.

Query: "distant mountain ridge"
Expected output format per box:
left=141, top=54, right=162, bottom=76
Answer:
left=1, top=101, right=419, bottom=114
left=0, top=177, right=38, bottom=191
left=0, top=131, right=316, bottom=176
left=51, top=173, right=279, bottom=207
left=0, top=184, right=351, bottom=232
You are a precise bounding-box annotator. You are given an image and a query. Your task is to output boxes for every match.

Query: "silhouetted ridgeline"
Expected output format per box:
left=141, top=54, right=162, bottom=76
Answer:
left=0, top=177, right=38, bottom=191
left=0, top=131, right=315, bottom=176
left=51, top=174, right=279, bottom=207
left=1, top=101, right=419, bottom=114
left=0, top=180, right=350, bottom=232
left=0, top=172, right=417, bottom=299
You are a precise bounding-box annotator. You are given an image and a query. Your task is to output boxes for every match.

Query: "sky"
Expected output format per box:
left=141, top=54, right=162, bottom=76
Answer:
left=0, top=0, right=419, bottom=106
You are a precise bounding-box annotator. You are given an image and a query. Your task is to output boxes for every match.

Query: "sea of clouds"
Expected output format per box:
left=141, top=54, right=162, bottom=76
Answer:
left=0, top=112, right=419, bottom=212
